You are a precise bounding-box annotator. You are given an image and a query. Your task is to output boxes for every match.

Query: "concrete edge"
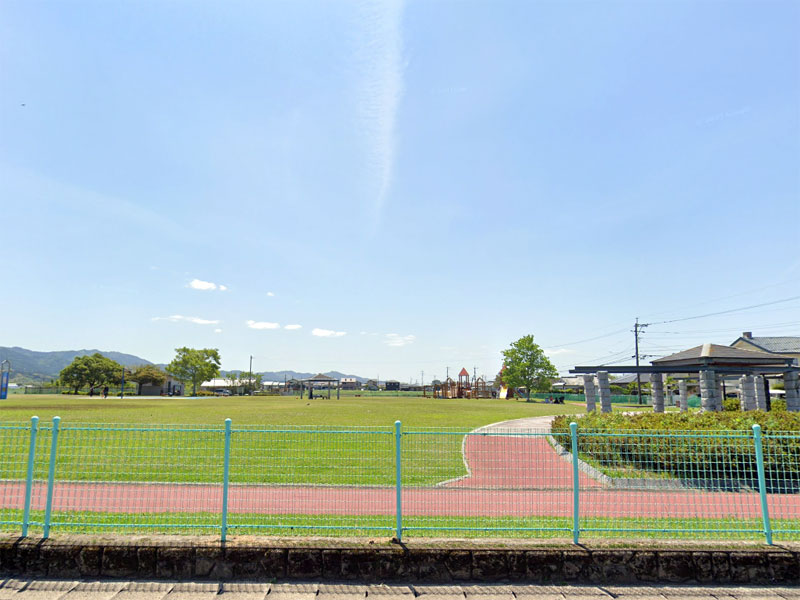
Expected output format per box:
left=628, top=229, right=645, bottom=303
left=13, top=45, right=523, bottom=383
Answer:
left=1, top=538, right=797, bottom=584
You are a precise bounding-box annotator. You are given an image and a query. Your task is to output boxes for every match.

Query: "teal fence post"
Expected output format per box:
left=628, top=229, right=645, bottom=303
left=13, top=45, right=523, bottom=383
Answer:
left=221, top=418, right=232, bottom=542
left=569, top=422, right=580, bottom=544
left=394, top=420, right=403, bottom=542
left=752, top=424, right=773, bottom=545
left=43, top=416, right=61, bottom=539
left=22, top=416, right=39, bottom=538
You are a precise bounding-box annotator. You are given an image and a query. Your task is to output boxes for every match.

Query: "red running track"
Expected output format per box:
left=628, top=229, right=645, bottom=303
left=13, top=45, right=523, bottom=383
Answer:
left=1, top=435, right=797, bottom=520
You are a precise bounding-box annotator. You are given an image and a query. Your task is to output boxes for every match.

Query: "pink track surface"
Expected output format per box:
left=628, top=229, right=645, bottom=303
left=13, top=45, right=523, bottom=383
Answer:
left=1, top=435, right=797, bottom=520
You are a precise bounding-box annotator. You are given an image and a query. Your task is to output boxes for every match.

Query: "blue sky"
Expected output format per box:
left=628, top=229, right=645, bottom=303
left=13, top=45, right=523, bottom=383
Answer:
left=1, top=0, right=798, bottom=381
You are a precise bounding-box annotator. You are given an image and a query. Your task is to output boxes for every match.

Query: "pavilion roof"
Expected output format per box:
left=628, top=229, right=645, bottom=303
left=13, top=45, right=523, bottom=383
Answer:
left=652, top=343, right=792, bottom=368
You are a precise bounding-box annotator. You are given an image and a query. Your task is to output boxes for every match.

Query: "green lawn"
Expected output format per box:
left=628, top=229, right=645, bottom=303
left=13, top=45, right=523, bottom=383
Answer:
left=0, top=393, right=583, bottom=427
left=0, top=394, right=584, bottom=487
left=7, top=508, right=792, bottom=541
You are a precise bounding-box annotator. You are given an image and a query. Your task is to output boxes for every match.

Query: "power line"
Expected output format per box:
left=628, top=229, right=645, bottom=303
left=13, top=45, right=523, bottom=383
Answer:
left=645, top=295, right=800, bottom=327
left=544, top=327, right=630, bottom=349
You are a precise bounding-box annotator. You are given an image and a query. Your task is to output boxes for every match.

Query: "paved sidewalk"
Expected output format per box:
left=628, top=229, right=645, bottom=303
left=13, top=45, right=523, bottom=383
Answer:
left=1, top=580, right=799, bottom=600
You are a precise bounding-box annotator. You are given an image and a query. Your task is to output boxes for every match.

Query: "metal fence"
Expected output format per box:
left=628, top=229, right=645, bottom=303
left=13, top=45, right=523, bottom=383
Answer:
left=1, top=417, right=797, bottom=543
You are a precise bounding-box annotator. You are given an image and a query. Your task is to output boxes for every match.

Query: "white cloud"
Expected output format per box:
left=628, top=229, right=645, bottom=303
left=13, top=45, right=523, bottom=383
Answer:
left=214, top=328, right=223, bottom=334
left=152, top=315, right=219, bottom=325
left=312, top=328, right=347, bottom=338
left=356, top=0, right=404, bottom=226
left=267, top=291, right=275, bottom=297
left=246, top=320, right=280, bottom=330
left=384, top=333, right=415, bottom=347
left=188, top=278, right=227, bottom=291
left=545, top=348, right=573, bottom=356
left=284, top=324, right=302, bottom=330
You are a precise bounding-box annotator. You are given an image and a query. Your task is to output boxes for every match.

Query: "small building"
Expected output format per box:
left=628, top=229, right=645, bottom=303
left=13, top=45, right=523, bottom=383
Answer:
left=340, top=377, right=359, bottom=390
left=364, top=379, right=379, bottom=391
left=385, top=380, right=400, bottom=391
left=140, top=376, right=183, bottom=397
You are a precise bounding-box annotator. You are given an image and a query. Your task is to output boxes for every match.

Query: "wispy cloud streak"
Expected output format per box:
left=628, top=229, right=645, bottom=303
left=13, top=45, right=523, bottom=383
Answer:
left=355, top=0, right=404, bottom=226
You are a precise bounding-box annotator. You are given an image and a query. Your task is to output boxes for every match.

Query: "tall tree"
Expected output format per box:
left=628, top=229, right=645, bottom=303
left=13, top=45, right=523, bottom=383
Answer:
left=501, top=335, right=558, bottom=401
left=128, top=364, right=167, bottom=393
left=59, top=353, right=123, bottom=394
left=166, top=348, right=221, bottom=396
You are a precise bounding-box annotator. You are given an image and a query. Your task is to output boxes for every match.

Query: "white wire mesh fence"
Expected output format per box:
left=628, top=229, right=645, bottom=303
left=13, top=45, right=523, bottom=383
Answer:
left=0, top=417, right=797, bottom=542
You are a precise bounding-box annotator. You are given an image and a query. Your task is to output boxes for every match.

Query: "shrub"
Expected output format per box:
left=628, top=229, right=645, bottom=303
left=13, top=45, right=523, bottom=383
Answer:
left=772, top=399, right=787, bottom=412
left=552, top=411, right=800, bottom=492
left=722, top=397, right=740, bottom=411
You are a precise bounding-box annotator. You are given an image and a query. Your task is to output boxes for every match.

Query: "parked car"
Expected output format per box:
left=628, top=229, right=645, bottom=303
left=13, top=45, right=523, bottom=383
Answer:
left=213, top=389, right=232, bottom=396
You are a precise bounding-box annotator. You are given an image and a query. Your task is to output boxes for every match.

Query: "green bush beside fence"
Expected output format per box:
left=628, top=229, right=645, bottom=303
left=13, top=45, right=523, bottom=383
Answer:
left=552, top=412, right=800, bottom=491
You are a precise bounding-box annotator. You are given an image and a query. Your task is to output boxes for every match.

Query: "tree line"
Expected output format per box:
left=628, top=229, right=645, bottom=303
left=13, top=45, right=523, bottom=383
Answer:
left=58, top=347, right=223, bottom=396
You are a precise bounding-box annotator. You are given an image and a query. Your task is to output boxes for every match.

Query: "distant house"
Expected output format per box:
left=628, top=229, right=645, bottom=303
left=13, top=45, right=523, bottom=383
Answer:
left=139, top=376, right=183, bottom=396
left=340, top=377, right=359, bottom=390
left=364, top=379, right=379, bottom=391
left=731, top=332, right=800, bottom=366
left=385, top=380, right=400, bottom=391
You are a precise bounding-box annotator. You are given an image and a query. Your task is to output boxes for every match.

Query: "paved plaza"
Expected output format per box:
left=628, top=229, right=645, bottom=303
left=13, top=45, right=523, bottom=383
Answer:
left=1, top=580, right=799, bottom=600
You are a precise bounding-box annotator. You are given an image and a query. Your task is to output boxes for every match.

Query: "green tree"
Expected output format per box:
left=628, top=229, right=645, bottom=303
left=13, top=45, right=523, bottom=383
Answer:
left=166, top=347, right=221, bottom=396
left=500, top=335, right=558, bottom=401
left=128, top=364, right=167, bottom=393
left=59, top=353, right=123, bottom=394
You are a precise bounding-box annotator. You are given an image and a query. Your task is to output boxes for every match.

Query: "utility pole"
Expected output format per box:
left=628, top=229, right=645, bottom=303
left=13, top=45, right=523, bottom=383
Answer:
left=446, top=366, right=449, bottom=381
left=421, top=370, right=424, bottom=388
left=249, top=355, right=253, bottom=396
left=633, top=318, right=648, bottom=405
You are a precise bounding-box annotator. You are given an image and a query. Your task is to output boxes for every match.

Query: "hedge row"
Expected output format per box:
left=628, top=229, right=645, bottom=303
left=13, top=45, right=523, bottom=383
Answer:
left=551, top=412, right=800, bottom=492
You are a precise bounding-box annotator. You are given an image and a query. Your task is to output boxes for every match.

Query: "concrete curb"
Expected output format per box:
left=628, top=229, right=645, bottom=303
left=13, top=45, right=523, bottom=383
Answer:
left=1, top=538, right=798, bottom=584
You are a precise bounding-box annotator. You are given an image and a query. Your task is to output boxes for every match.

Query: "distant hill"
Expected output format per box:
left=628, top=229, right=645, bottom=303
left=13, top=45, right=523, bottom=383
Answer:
left=0, top=347, right=152, bottom=383
left=0, top=346, right=373, bottom=385
left=224, top=370, right=368, bottom=383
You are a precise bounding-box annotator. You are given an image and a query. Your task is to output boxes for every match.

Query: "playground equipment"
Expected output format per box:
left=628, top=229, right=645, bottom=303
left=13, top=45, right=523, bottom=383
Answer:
left=432, top=368, right=492, bottom=399
left=0, top=360, right=10, bottom=400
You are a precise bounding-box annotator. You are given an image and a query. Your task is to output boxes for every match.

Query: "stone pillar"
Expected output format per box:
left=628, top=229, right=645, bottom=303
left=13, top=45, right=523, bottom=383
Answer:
left=678, top=380, right=688, bottom=413
left=651, top=373, right=665, bottom=413
left=740, top=375, right=756, bottom=411
left=583, top=374, right=597, bottom=413
left=785, top=371, right=800, bottom=412
left=754, top=375, right=767, bottom=411
left=699, top=370, right=716, bottom=412
left=597, top=371, right=612, bottom=414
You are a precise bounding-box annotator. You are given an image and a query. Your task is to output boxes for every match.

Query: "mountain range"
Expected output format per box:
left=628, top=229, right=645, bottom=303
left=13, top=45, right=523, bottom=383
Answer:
left=0, top=346, right=367, bottom=384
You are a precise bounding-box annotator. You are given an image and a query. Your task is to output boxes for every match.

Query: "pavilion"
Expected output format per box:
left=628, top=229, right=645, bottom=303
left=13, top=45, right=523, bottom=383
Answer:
left=299, top=373, right=341, bottom=400
left=570, top=343, right=799, bottom=413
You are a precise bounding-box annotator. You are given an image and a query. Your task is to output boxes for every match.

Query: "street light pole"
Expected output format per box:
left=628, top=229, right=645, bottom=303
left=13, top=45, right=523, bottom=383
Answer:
left=120, top=367, right=125, bottom=399
left=249, top=355, right=253, bottom=396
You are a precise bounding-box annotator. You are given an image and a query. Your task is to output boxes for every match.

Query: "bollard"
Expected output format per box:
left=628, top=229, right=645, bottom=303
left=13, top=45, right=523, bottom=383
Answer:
left=43, top=416, right=61, bottom=538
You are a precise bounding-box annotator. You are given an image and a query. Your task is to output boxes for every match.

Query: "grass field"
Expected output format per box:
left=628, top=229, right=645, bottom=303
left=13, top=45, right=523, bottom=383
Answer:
left=0, top=393, right=585, bottom=427
left=0, top=394, right=586, bottom=487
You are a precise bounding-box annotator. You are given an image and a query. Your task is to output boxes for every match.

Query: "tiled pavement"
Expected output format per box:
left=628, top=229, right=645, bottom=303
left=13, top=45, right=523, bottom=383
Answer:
left=1, top=580, right=799, bottom=600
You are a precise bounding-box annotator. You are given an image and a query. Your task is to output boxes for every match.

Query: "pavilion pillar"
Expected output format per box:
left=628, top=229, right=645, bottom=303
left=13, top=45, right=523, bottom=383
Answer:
left=699, top=370, right=716, bottom=412
left=739, top=375, right=756, bottom=411
left=754, top=375, right=767, bottom=411
left=678, top=380, right=688, bottom=413
left=651, top=373, right=665, bottom=413
left=597, top=371, right=612, bottom=413
left=785, top=371, right=800, bottom=412
left=583, top=375, right=597, bottom=412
